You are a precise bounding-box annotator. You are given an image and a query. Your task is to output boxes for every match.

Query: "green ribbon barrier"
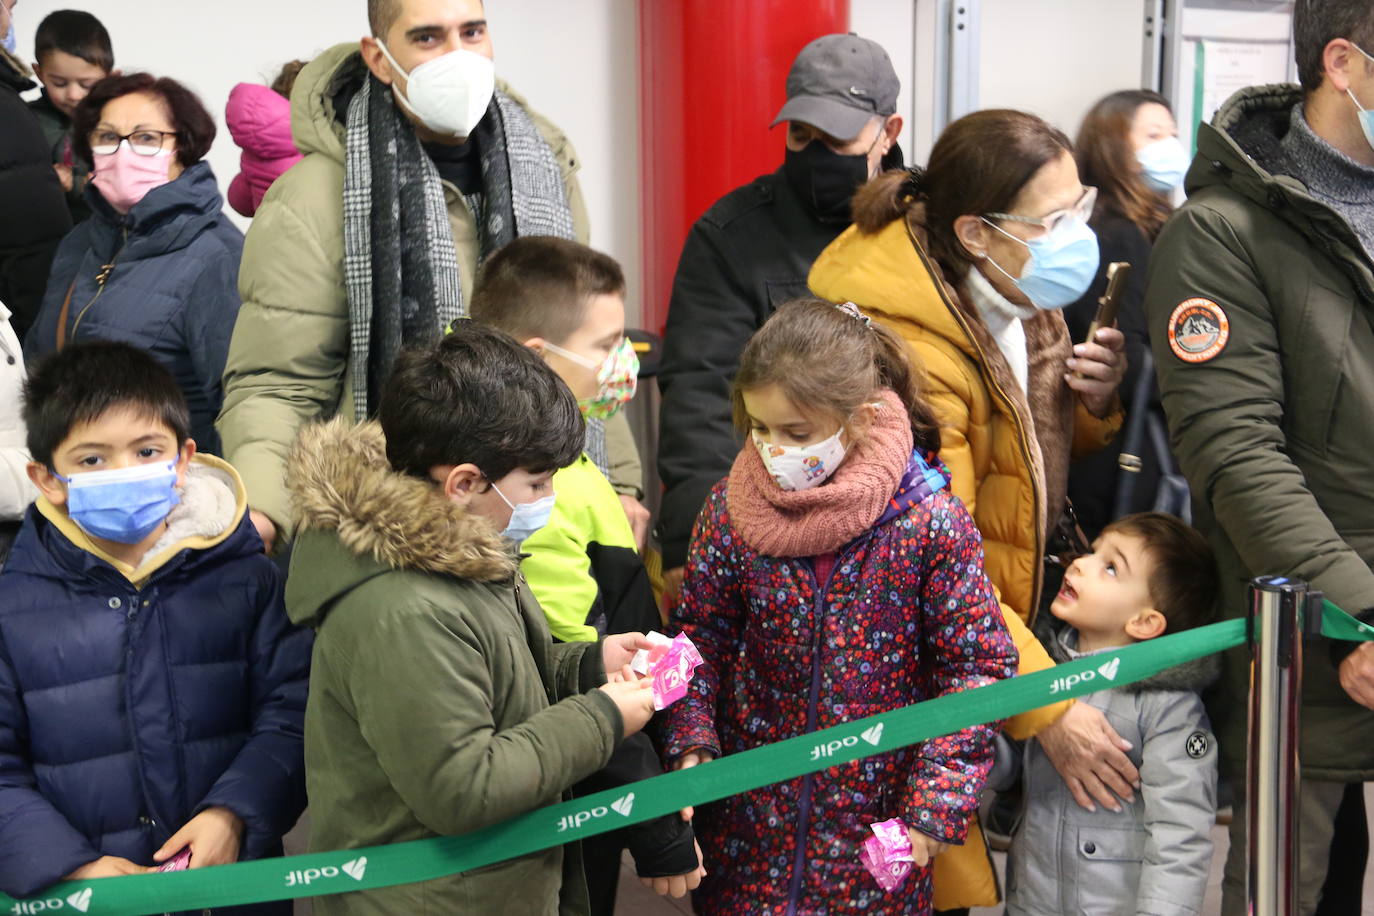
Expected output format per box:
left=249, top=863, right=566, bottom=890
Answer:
left=6, top=604, right=1372, bottom=915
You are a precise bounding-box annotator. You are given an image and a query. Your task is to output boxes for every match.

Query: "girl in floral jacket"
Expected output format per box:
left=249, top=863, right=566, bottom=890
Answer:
left=661, top=298, right=1018, bottom=915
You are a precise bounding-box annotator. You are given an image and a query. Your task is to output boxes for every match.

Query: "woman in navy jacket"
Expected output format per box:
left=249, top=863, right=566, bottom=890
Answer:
left=26, top=72, right=244, bottom=455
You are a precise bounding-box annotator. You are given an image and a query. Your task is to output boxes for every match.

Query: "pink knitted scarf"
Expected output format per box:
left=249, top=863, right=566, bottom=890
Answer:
left=726, top=390, right=914, bottom=557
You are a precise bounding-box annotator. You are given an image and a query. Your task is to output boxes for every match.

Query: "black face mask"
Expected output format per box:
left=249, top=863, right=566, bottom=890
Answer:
left=783, top=141, right=873, bottom=225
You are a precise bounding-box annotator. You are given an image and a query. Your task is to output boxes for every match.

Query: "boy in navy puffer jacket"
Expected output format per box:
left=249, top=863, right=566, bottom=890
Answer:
left=0, top=341, right=309, bottom=911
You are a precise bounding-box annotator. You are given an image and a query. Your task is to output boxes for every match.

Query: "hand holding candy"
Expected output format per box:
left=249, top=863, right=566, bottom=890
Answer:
left=631, top=632, right=703, bottom=710
left=860, top=819, right=917, bottom=892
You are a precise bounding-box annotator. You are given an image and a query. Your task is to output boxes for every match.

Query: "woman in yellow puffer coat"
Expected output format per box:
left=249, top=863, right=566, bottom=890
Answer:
left=810, top=109, right=1134, bottom=913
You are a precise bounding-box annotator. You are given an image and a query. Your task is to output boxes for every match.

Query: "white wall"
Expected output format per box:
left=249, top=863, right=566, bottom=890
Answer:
left=11, top=0, right=1157, bottom=327
left=978, top=0, right=1148, bottom=140
left=11, top=0, right=645, bottom=322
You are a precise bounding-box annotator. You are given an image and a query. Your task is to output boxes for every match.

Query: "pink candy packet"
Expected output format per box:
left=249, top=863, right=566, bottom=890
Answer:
left=157, top=847, right=192, bottom=872
left=860, top=818, right=915, bottom=892
left=629, top=631, right=703, bottom=710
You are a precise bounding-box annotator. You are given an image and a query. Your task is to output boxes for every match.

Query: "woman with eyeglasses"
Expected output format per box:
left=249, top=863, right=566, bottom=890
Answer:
left=808, top=109, right=1129, bottom=916
left=26, top=73, right=243, bottom=455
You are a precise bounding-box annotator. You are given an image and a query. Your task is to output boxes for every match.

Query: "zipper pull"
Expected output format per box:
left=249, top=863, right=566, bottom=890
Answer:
left=95, top=262, right=116, bottom=288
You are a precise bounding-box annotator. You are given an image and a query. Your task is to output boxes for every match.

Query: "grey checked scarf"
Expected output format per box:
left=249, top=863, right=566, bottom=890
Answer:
left=342, top=74, right=576, bottom=421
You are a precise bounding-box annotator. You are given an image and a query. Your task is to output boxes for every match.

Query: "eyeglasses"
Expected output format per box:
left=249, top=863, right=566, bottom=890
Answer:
left=88, top=128, right=178, bottom=157
left=985, top=186, right=1097, bottom=236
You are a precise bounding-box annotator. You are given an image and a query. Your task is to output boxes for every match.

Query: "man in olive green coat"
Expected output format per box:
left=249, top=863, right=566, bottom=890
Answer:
left=1145, top=3, right=1374, bottom=912
left=218, top=0, right=645, bottom=553
left=284, top=325, right=655, bottom=916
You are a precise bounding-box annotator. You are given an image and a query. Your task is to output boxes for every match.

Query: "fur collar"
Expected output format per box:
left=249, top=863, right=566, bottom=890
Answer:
left=287, top=420, right=515, bottom=582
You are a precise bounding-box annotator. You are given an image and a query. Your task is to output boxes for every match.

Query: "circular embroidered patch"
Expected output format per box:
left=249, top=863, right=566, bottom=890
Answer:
left=1168, top=298, right=1230, bottom=363
left=1186, top=731, right=1210, bottom=759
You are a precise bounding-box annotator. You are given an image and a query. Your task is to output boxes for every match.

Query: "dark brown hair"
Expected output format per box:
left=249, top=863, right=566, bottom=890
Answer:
left=35, top=9, right=113, bottom=72
left=1295, top=0, right=1374, bottom=93
left=1103, top=512, right=1218, bottom=634
left=72, top=72, right=217, bottom=169
left=380, top=322, right=584, bottom=481
left=471, top=237, right=626, bottom=346
left=732, top=298, right=942, bottom=456
left=24, top=341, right=190, bottom=467
left=852, top=109, right=1073, bottom=276
left=1076, top=90, right=1174, bottom=240
left=271, top=60, right=308, bottom=101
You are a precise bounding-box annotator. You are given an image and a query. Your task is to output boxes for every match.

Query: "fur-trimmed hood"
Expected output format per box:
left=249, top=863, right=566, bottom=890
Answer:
left=1052, top=626, right=1221, bottom=693
left=286, top=419, right=516, bottom=586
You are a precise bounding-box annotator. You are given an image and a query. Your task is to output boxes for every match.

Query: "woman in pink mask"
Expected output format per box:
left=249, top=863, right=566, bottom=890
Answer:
left=25, top=73, right=244, bottom=456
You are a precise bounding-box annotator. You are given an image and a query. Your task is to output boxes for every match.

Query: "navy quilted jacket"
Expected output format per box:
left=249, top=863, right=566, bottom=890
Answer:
left=25, top=162, right=244, bottom=455
left=0, top=477, right=309, bottom=906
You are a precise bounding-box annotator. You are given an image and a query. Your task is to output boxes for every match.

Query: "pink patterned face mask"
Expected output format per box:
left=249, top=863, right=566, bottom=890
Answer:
left=860, top=819, right=915, bottom=892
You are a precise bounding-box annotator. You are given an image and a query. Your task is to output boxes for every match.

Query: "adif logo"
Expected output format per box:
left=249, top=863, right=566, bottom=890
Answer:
left=285, top=856, right=368, bottom=888
left=1050, top=656, right=1123, bottom=694
left=557, top=792, right=635, bottom=832
left=812, top=720, right=886, bottom=760
left=9, top=889, right=92, bottom=914
left=342, top=857, right=367, bottom=881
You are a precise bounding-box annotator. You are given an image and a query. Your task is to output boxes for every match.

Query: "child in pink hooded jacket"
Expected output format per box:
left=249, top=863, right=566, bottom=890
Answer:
left=225, top=61, right=305, bottom=218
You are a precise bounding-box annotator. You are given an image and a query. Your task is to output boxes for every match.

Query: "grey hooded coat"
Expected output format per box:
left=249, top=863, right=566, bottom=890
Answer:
left=1005, top=631, right=1219, bottom=916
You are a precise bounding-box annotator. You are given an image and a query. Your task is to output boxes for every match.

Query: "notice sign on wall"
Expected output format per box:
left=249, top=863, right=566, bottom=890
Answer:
left=1171, top=3, right=1295, bottom=155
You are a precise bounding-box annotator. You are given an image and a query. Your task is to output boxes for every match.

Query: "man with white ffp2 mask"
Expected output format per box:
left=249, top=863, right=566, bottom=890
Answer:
left=220, top=0, right=648, bottom=554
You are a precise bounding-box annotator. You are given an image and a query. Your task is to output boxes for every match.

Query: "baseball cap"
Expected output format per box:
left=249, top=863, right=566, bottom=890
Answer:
left=771, top=33, right=900, bottom=141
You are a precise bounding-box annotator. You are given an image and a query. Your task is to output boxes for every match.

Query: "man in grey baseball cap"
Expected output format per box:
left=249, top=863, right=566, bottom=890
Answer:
left=656, top=33, right=903, bottom=600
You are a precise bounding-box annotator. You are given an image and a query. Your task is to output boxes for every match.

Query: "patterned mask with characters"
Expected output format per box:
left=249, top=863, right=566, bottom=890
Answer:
left=544, top=336, right=640, bottom=419
left=753, top=427, right=848, bottom=492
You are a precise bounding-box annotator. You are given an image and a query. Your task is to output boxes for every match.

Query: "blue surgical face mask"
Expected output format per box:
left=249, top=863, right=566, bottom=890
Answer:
left=489, top=480, right=556, bottom=543
left=52, top=460, right=180, bottom=544
left=1, top=8, right=15, bottom=55
left=1136, top=136, right=1190, bottom=193
left=982, top=216, right=1101, bottom=311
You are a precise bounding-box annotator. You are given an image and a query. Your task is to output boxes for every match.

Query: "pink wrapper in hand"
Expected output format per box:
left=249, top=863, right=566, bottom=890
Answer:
left=630, top=631, right=674, bottom=677
left=157, top=847, right=192, bottom=872
left=860, top=819, right=915, bottom=892
left=648, top=633, right=703, bottom=710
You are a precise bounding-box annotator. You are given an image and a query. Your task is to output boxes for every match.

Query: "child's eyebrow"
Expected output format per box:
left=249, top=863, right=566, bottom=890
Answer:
left=1112, top=547, right=1133, bottom=576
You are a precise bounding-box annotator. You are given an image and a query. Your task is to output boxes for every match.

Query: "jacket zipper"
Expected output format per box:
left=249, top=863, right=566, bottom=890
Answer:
left=70, top=228, right=129, bottom=340
left=785, top=553, right=842, bottom=916
left=906, top=225, right=1046, bottom=620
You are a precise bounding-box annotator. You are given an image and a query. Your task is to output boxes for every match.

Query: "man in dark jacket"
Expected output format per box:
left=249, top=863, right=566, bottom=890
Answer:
left=1143, top=2, right=1374, bottom=912
left=655, top=33, right=903, bottom=595
left=0, top=43, right=70, bottom=339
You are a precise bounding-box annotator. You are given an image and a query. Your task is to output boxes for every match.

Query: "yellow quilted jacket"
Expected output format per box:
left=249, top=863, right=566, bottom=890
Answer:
left=810, top=215, right=1122, bottom=909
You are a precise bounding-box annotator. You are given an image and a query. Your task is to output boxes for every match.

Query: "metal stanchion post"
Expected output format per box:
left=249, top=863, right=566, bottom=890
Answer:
left=1246, top=576, right=1305, bottom=916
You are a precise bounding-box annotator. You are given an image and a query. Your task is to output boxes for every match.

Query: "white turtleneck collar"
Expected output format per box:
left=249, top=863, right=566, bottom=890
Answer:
left=964, top=263, right=1033, bottom=392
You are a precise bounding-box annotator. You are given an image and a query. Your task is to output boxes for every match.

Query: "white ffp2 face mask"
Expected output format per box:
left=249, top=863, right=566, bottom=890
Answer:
left=378, top=41, right=495, bottom=138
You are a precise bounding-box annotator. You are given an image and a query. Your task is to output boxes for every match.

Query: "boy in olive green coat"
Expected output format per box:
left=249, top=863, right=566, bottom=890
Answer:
left=283, top=324, right=655, bottom=916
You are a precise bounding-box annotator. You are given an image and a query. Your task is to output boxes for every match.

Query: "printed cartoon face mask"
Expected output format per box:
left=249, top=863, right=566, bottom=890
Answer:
left=544, top=337, right=640, bottom=419
left=753, top=426, right=848, bottom=492
left=53, top=460, right=180, bottom=543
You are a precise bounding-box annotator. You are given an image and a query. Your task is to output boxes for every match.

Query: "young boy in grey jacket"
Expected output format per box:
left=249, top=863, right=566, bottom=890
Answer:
left=1005, top=512, right=1220, bottom=916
